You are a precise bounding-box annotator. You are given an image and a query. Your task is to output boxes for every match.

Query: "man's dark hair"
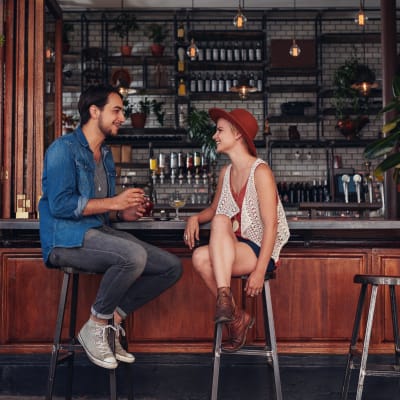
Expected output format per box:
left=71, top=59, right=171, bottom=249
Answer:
left=78, top=84, right=122, bottom=126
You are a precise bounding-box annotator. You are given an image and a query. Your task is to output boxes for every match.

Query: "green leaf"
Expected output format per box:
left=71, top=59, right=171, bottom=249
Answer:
left=364, top=133, right=399, bottom=159
left=392, top=75, right=400, bottom=97
left=382, top=120, right=399, bottom=134
left=374, top=153, right=400, bottom=179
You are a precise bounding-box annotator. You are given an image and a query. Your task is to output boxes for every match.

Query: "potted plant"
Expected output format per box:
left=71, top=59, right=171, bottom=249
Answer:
left=62, top=22, right=74, bottom=53
left=110, top=13, right=138, bottom=56
left=364, top=75, right=400, bottom=181
left=146, top=23, right=169, bottom=56
left=332, top=56, right=373, bottom=139
left=187, top=107, right=217, bottom=161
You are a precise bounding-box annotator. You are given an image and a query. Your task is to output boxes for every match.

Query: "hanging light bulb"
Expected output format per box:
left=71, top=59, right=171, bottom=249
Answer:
left=289, top=0, right=301, bottom=57
left=289, top=39, right=301, bottom=57
left=350, top=64, right=378, bottom=96
left=230, top=73, right=257, bottom=100
left=355, top=0, right=368, bottom=26
left=233, top=1, right=247, bottom=29
left=186, top=38, right=199, bottom=60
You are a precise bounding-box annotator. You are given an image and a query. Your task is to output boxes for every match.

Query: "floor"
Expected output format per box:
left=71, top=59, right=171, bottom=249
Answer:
left=0, top=353, right=399, bottom=399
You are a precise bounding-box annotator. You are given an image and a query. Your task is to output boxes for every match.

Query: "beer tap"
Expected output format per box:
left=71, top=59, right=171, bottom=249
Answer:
left=170, top=152, right=177, bottom=185
left=353, top=174, right=362, bottom=203
left=158, top=152, right=166, bottom=184
left=379, top=181, right=385, bottom=216
left=342, top=174, right=350, bottom=203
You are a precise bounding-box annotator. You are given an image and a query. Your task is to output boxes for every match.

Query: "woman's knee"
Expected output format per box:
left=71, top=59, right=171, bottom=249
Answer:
left=192, top=246, right=211, bottom=274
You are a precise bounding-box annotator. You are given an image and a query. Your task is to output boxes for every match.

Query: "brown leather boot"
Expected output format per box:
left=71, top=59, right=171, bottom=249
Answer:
left=222, top=308, right=255, bottom=352
left=215, top=287, right=235, bottom=323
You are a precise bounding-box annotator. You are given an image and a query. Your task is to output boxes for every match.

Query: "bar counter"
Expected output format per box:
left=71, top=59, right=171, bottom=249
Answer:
left=1, top=217, right=400, bottom=355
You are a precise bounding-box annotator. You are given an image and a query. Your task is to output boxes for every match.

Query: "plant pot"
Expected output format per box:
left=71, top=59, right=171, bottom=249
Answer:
left=336, top=116, right=369, bottom=140
left=150, top=43, right=165, bottom=57
left=121, top=45, right=132, bottom=56
left=131, top=112, right=146, bottom=128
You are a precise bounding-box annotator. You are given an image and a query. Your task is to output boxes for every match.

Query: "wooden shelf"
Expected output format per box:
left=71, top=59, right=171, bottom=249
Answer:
left=267, top=68, right=319, bottom=77
left=107, top=55, right=175, bottom=66
left=189, top=30, right=264, bottom=41
left=268, top=84, right=320, bottom=93
left=188, top=61, right=264, bottom=71
left=268, top=115, right=318, bottom=123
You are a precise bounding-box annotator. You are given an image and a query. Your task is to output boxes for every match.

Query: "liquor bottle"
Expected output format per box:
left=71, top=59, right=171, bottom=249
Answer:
left=190, top=73, right=197, bottom=93
left=177, top=22, right=185, bottom=41
left=149, top=142, right=158, bottom=186
left=232, top=72, right=238, bottom=87
left=178, top=105, right=186, bottom=128
left=220, top=42, right=226, bottom=62
left=211, top=72, right=217, bottom=92
left=233, top=41, right=240, bottom=61
left=204, top=72, right=211, bottom=92
left=249, top=72, right=255, bottom=88
left=255, top=41, right=262, bottom=61
left=311, top=180, right=318, bottom=202
left=197, top=42, right=204, bottom=61
left=241, top=42, right=247, bottom=62
left=256, top=73, right=263, bottom=92
left=178, top=78, right=187, bottom=96
left=323, top=179, right=330, bottom=202
left=225, top=73, right=232, bottom=92
left=248, top=43, right=255, bottom=61
left=212, top=42, right=219, bottom=61
left=197, top=73, right=204, bottom=92
left=218, top=73, right=225, bottom=92
left=226, top=42, right=233, bottom=62
left=177, top=47, right=185, bottom=72
left=205, top=42, right=212, bottom=61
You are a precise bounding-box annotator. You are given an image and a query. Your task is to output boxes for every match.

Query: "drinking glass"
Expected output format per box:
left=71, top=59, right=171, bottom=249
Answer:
left=169, top=191, right=186, bottom=221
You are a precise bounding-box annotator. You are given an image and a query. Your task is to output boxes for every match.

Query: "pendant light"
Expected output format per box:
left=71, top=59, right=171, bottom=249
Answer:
left=186, top=0, right=199, bottom=60
left=355, top=0, right=368, bottom=26
left=289, top=0, right=301, bottom=57
left=233, top=0, right=247, bottom=29
left=230, top=73, right=257, bottom=100
left=350, top=24, right=377, bottom=96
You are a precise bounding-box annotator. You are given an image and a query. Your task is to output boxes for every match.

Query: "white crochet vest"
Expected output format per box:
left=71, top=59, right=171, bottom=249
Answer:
left=216, top=158, right=290, bottom=261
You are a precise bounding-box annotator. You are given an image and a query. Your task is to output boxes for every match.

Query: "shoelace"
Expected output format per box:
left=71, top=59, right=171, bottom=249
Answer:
left=114, top=323, right=126, bottom=339
left=94, top=324, right=116, bottom=355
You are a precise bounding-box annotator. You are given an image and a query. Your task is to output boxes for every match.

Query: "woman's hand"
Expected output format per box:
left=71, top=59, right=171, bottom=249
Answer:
left=245, top=269, right=265, bottom=298
left=184, top=215, right=200, bottom=249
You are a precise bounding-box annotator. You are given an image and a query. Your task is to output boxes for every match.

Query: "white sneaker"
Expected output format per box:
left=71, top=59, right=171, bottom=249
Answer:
left=78, top=319, right=118, bottom=369
left=114, top=324, right=135, bottom=363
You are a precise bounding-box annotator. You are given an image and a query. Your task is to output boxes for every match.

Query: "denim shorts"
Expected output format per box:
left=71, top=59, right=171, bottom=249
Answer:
left=237, top=236, right=276, bottom=272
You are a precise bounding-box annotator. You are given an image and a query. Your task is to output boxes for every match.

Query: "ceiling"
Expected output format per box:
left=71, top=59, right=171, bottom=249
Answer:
left=57, top=0, right=394, bottom=11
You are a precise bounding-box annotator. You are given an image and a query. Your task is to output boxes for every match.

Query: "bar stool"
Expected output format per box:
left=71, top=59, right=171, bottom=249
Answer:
left=341, top=274, right=400, bottom=400
left=46, top=267, right=134, bottom=400
left=210, top=272, right=282, bottom=400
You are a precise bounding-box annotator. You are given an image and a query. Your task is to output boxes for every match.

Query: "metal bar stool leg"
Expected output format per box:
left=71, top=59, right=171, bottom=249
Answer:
left=389, top=285, right=400, bottom=365
left=108, top=318, right=117, bottom=400
left=341, top=282, right=368, bottom=400
left=263, top=279, right=283, bottom=400
left=46, top=271, right=71, bottom=400
left=210, top=322, right=223, bottom=400
left=65, top=272, right=80, bottom=400
left=356, top=284, right=379, bottom=400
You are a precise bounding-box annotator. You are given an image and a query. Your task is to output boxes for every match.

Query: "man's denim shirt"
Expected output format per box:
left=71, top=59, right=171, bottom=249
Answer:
left=39, top=126, right=116, bottom=265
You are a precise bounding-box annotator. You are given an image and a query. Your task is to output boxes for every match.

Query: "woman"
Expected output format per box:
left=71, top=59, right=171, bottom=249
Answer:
left=184, top=107, right=289, bottom=352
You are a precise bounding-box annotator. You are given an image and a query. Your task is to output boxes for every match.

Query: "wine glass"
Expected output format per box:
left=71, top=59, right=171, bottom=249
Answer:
left=169, top=191, right=186, bottom=221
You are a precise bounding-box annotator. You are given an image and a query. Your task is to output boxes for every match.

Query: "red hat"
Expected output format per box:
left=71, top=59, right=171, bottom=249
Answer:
left=208, top=108, right=258, bottom=156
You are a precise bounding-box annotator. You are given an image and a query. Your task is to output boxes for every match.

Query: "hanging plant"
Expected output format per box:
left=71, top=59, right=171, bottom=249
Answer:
left=187, top=107, right=217, bottom=161
left=364, top=74, right=400, bottom=182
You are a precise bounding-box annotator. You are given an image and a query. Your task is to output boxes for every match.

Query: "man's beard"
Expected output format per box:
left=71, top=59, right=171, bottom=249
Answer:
left=98, top=116, right=116, bottom=138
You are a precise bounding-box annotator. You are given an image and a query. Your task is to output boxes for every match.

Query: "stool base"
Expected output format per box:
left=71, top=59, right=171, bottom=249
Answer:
left=210, top=276, right=282, bottom=400
left=341, top=274, right=400, bottom=400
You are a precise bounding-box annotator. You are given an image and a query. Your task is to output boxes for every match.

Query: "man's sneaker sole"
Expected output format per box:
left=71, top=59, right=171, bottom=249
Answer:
left=115, top=352, right=135, bottom=363
left=78, top=332, right=118, bottom=369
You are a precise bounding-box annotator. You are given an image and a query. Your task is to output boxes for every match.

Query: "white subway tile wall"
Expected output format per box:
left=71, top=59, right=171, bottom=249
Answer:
left=62, top=11, right=386, bottom=203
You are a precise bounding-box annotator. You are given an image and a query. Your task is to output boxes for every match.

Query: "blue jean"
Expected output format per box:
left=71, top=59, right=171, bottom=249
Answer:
left=48, top=225, right=182, bottom=319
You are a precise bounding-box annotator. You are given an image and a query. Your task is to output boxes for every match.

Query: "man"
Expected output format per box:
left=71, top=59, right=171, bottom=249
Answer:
left=39, top=85, right=182, bottom=369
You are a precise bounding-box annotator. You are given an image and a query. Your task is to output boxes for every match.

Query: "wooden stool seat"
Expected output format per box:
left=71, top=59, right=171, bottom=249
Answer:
left=341, top=274, right=400, bottom=400
left=210, top=271, right=282, bottom=400
left=46, top=267, right=133, bottom=400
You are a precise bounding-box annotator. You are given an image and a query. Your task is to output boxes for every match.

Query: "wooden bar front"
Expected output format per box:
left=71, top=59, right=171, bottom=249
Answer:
left=1, top=219, right=400, bottom=355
